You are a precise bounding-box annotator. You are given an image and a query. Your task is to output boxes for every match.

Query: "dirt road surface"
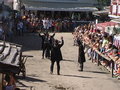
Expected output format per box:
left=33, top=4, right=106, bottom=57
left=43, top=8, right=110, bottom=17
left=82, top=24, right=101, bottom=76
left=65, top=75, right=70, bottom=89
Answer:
left=12, top=33, right=120, bottom=90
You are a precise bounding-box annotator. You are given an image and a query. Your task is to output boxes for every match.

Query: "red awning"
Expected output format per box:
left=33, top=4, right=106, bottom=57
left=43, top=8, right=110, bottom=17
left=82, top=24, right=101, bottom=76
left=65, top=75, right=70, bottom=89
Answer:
left=96, top=22, right=118, bottom=31
left=97, top=22, right=117, bottom=27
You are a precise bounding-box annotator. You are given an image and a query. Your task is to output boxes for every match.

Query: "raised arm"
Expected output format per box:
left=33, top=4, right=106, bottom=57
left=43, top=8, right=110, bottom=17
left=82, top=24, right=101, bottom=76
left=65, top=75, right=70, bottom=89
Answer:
left=51, top=32, right=55, bottom=38
left=39, top=32, right=42, bottom=37
left=39, top=32, right=44, bottom=38
left=59, top=37, right=64, bottom=48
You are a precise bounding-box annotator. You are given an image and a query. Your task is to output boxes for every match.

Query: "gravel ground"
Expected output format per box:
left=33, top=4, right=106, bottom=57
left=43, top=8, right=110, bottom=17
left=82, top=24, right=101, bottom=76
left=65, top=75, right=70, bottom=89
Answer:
left=12, top=33, right=120, bottom=90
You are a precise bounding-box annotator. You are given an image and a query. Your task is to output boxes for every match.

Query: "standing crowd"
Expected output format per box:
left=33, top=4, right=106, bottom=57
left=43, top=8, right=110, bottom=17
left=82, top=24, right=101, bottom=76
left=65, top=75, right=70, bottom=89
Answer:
left=15, top=14, right=76, bottom=33
left=0, top=13, right=77, bottom=41
left=73, top=24, right=120, bottom=78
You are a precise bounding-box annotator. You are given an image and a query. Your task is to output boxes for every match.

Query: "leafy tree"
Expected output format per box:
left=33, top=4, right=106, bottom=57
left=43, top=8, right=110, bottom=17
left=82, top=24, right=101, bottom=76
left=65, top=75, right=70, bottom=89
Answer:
left=97, top=0, right=110, bottom=6
left=97, top=0, right=111, bottom=10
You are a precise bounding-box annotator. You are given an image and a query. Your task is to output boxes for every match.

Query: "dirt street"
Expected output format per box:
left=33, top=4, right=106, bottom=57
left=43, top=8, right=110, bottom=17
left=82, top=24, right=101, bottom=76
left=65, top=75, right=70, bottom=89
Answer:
left=13, top=33, right=120, bottom=90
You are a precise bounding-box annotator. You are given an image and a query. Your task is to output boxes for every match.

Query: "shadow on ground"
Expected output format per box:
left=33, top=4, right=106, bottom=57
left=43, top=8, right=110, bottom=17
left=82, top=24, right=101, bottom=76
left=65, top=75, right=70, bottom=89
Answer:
left=85, top=71, right=110, bottom=74
left=27, top=74, right=39, bottom=77
left=17, top=80, right=28, bottom=87
left=17, top=76, right=47, bottom=82
left=17, top=80, right=36, bottom=89
left=62, top=59, right=75, bottom=62
left=11, top=33, right=42, bottom=52
left=63, top=74, right=94, bottom=78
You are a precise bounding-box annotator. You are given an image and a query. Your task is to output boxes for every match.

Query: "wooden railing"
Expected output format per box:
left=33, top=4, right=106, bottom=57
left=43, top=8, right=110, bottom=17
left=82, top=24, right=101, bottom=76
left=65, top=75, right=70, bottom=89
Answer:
left=84, top=41, right=120, bottom=78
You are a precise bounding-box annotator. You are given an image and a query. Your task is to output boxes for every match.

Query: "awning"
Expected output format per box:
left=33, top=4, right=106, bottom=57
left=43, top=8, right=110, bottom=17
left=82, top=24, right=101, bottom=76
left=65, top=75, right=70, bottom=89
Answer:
left=96, top=22, right=118, bottom=31
left=111, top=19, right=120, bottom=24
left=22, top=0, right=98, bottom=11
left=93, top=10, right=109, bottom=16
left=109, top=15, right=120, bottom=19
left=96, top=22, right=117, bottom=28
left=25, top=7, right=98, bottom=12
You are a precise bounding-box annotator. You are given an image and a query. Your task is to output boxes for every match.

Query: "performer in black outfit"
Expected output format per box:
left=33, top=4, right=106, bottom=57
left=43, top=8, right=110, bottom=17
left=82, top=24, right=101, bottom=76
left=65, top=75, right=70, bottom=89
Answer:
left=77, top=39, right=86, bottom=71
left=50, top=37, right=64, bottom=75
left=39, top=32, right=55, bottom=59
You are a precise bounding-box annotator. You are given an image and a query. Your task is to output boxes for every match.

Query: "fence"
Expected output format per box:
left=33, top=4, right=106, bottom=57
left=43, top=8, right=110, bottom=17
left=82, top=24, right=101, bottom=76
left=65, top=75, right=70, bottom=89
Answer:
left=84, top=41, right=120, bottom=79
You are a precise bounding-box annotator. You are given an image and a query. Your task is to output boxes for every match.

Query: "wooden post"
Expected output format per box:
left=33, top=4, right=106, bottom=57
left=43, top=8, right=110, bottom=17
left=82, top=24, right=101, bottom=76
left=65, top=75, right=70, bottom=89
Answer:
left=111, top=60, right=114, bottom=78
left=97, top=53, right=99, bottom=66
left=0, top=73, right=3, bottom=90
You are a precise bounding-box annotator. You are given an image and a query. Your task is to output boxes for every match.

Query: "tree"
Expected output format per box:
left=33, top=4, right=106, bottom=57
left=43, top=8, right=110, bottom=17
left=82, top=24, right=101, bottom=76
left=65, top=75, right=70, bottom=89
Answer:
left=97, top=0, right=110, bottom=6
left=97, top=0, right=111, bottom=10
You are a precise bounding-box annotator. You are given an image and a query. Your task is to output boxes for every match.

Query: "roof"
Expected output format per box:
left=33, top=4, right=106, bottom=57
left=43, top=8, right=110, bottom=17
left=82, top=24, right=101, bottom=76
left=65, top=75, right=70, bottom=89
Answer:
left=93, top=10, right=109, bottom=16
left=22, top=0, right=98, bottom=11
left=25, top=7, right=98, bottom=12
left=22, top=0, right=97, bottom=4
left=93, top=6, right=110, bottom=16
left=109, top=15, right=120, bottom=19
left=111, top=19, right=120, bottom=24
left=96, top=22, right=118, bottom=27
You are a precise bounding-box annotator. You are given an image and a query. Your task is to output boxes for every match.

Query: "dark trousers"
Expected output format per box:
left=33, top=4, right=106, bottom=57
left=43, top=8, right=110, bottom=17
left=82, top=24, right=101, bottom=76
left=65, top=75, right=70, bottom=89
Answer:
left=42, top=46, right=46, bottom=59
left=80, top=62, right=84, bottom=71
left=45, top=47, right=51, bottom=58
left=50, top=61, right=60, bottom=75
left=42, top=43, right=49, bottom=58
left=17, top=29, right=23, bottom=36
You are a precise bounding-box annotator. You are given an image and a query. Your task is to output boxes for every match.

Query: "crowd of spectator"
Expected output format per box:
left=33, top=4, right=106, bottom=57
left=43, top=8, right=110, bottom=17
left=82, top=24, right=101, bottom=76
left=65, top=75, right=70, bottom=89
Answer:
left=0, top=11, right=95, bottom=42
left=73, top=24, right=120, bottom=78
left=12, top=13, right=78, bottom=34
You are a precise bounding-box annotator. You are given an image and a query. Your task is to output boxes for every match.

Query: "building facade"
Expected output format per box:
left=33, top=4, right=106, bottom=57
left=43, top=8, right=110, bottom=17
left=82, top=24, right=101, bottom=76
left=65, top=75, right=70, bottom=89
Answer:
left=18, top=0, right=99, bottom=20
left=109, top=0, right=120, bottom=18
